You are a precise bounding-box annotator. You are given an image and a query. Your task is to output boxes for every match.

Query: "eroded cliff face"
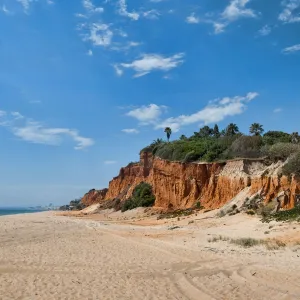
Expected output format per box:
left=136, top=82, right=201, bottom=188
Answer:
left=81, top=188, right=108, bottom=206
left=103, top=152, right=300, bottom=210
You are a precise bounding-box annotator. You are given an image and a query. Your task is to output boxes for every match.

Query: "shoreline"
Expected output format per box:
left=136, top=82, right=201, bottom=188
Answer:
left=1, top=210, right=300, bottom=299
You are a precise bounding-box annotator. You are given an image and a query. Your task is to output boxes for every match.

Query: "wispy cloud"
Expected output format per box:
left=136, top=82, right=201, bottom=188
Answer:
left=273, top=108, right=282, bottom=113
left=155, top=92, right=258, bottom=132
left=222, top=0, right=257, bottom=21
left=0, top=110, right=94, bottom=150
left=2, top=5, right=13, bottom=15
left=282, top=44, right=300, bottom=54
left=87, top=49, right=93, bottom=56
left=186, top=13, right=200, bottom=24
left=143, top=9, right=160, bottom=19
left=82, top=0, right=103, bottom=14
left=279, top=0, right=300, bottom=23
left=121, top=128, right=139, bottom=134
left=117, top=0, right=139, bottom=20
left=258, top=25, right=271, bottom=36
left=126, top=104, right=167, bottom=124
left=17, top=0, right=33, bottom=13
left=118, top=53, right=184, bottom=77
left=104, top=160, right=117, bottom=164
left=204, top=0, right=258, bottom=34
left=84, top=23, right=113, bottom=47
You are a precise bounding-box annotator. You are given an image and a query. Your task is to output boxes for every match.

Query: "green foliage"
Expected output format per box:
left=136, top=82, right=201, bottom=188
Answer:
left=225, top=123, right=240, bottom=136
left=262, top=206, right=300, bottom=223
left=121, top=182, right=155, bottom=212
left=228, top=135, right=263, bottom=158
left=263, top=131, right=290, bottom=145
left=140, top=123, right=299, bottom=164
left=249, top=123, right=264, bottom=136
left=213, top=124, right=220, bottom=138
left=267, top=143, right=300, bottom=160
left=282, top=152, right=300, bottom=176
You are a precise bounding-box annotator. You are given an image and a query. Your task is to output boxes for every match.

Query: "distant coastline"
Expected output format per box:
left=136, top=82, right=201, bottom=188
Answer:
left=0, top=208, right=46, bottom=217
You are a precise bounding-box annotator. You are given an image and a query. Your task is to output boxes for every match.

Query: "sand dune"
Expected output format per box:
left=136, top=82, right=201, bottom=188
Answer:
left=0, top=211, right=300, bottom=299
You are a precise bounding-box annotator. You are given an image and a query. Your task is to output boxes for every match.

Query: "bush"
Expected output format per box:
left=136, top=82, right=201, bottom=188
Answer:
left=121, top=182, right=155, bottom=212
left=263, top=131, right=291, bottom=145
left=230, top=238, right=262, bottom=248
left=282, top=152, right=300, bottom=176
left=262, top=206, right=300, bottom=223
left=228, top=135, right=263, bottom=158
left=267, top=143, right=300, bottom=160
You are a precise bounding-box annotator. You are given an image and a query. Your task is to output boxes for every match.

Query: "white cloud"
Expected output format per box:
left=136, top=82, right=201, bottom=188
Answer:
left=143, top=9, right=160, bottom=19
left=87, top=49, right=93, bottom=56
left=47, top=0, right=54, bottom=4
left=82, top=0, right=103, bottom=14
left=0, top=110, right=6, bottom=117
left=85, top=23, right=113, bottom=47
left=213, top=22, right=227, bottom=34
left=17, top=0, right=33, bottom=13
left=0, top=110, right=94, bottom=150
left=118, top=0, right=139, bottom=20
left=222, top=0, right=257, bottom=21
left=279, top=0, right=300, bottom=23
left=208, top=0, right=258, bottom=34
left=118, top=53, right=184, bottom=77
left=113, top=64, right=123, bottom=76
left=156, top=92, right=259, bottom=132
left=11, top=112, right=24, bottom=119
left=258, top=25, right=271, bottom=36
left=126, top=104, right=167, bottom=124
left=186, top=13, right=200, bottom=24
left=2, top=5, right=13, bottom=15
left=282, top=44, right=300, bottom=54
left=104, top=160, right=117, bottom=164
left=274, top=108, right=282, bottom=113
left=121, top=128, right=139, bottom=134
left=75, top=13, right=88, bottom=18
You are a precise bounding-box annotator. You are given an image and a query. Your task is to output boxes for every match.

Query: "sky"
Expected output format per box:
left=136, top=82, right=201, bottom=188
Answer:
left=0, top=0, right=299, bottom=207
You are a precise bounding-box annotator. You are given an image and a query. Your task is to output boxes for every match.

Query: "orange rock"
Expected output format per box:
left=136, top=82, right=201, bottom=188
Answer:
left=99, top=152, right=300, bottom=210
left=81, top=188, right=108, bottom=206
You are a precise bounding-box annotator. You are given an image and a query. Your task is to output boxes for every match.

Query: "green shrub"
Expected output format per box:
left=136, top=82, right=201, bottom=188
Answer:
left=263, top=131, right=291, bottom=145
left=262, top=206, right=300, bottom=223
left=121, top=182, right=155, bottom=212
left=282, top=152, right=300, bottom=176
left=267, top=143, right=300, bottom=160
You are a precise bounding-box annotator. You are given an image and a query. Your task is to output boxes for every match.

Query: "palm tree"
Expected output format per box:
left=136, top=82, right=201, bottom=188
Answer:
left=249, top=123, right=264, bottom=136
left=225, top=123, right=239, bottom=136
left=151, top=138, right=164, bottom=146
left=164, top=127, right=172, bottom=142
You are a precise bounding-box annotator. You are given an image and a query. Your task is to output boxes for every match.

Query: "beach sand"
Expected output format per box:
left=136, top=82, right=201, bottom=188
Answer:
left=1, top=210, right=300, bottom=300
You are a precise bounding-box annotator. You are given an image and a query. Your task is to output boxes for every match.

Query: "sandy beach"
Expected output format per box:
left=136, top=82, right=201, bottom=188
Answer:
left=1, top=210, right=300, bottom=300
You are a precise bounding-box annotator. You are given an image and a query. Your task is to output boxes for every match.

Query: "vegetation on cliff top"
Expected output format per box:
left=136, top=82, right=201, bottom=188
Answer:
left=141, top=123, right=300, bottom=175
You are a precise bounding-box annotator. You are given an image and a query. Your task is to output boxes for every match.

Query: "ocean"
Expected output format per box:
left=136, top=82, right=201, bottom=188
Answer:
left=0, top=208, right=45, bottom=216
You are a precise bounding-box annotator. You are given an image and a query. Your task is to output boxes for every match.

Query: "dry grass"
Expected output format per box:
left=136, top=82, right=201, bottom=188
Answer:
left=208, top=235, right=230, bottom=243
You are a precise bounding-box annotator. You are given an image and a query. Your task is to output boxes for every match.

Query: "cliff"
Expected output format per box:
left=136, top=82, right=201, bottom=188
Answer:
left=81, top=188, right=108, bottom=206
left=104, top=152, right=300, bottom=210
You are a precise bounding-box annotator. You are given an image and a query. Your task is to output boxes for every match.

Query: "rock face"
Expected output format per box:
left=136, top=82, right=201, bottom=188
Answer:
left=81, top=188, right=108, bottom=206
left=103, top=152, right=300, bottom=210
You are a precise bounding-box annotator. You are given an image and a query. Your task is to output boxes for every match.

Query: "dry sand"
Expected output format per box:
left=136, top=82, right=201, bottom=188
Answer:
left=1, top=210, right=300, bottom=300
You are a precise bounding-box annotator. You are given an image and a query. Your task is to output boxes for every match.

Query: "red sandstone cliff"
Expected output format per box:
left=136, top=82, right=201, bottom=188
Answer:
left=104, top=152, right=300, bottom=210
left=81, top=188, right=108, bottom=206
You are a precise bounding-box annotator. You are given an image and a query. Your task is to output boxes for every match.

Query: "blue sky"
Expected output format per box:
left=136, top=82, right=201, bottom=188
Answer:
left=0, top=0, right=299, bottom=206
